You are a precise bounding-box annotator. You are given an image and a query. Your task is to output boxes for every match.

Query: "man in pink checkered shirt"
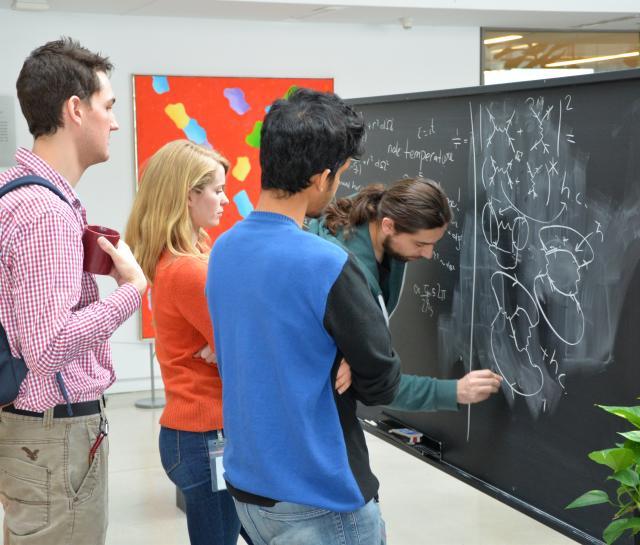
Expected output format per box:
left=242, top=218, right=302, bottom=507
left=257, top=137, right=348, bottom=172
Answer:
left=0, top=38, right=146, bottom=544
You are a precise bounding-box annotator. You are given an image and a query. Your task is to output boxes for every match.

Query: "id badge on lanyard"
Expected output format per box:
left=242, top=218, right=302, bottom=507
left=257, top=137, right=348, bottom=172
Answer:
left=208, top=430, right=226, bottom=492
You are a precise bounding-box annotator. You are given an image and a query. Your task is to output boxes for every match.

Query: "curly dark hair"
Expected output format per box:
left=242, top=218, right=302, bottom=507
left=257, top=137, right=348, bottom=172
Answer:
left=259, top=88, right=364, bottom=195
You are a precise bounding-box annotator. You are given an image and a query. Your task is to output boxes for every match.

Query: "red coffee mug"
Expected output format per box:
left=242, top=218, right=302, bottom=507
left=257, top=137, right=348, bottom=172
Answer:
left=82, top=225, right=120, bottom=275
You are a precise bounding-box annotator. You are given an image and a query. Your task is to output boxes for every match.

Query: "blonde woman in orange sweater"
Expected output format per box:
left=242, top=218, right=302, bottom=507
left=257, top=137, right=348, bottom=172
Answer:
left=125, top=140, right=242, bottom=545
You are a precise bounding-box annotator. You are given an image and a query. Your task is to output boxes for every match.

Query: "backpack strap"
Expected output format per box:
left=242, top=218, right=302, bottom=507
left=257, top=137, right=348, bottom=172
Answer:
left=0, top=174, right=74, bottom=415
left=0, top=175, right=71, bottom=206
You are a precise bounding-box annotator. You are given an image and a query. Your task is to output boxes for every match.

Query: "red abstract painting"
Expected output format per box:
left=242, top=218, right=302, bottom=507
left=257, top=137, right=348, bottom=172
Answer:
left=133, top=75, right=334, bottom=339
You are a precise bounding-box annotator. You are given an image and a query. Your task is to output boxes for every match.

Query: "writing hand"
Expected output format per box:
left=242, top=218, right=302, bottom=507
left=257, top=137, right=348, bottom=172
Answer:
left=456, top=369, right=503, bottom=404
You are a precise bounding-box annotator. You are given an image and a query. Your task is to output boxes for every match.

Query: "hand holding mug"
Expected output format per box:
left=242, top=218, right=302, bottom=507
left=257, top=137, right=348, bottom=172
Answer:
left=96, top=237, right=147, bottom=295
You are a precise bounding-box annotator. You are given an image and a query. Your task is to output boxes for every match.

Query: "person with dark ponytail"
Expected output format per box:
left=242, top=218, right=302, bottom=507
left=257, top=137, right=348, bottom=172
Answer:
left=308, top=177, right=502, bottom=410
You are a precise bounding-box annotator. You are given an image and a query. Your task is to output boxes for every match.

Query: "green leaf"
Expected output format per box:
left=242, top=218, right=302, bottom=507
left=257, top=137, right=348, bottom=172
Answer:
left=603, top=518, right=640, bottom=545
left=589, top=448, right=636, bottom=472
left=619, top=430, right=640, bottom=443
left=615, top=483, right=638, bottom=502
left=566, top=490, right=610, bottom=509
left=598, top=405, right=640, bottom=429
left=624, top=439, right=640, bottom=458
left=608, top=468, right=640, bottom=487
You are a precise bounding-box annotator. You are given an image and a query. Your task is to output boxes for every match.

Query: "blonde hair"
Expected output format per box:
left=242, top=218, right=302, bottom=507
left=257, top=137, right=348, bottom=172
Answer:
left=125, top=139, right=230, bottom=283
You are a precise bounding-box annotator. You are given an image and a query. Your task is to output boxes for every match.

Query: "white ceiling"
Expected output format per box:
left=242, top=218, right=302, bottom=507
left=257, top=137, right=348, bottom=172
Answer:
left=1, top=0, right=640, bottom=30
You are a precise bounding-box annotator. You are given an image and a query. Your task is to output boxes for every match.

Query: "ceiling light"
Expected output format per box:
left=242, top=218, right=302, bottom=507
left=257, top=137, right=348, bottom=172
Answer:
left=12, top=0, right=49, bottom=10
left=484, top=34, right=523, bottom=45
left=511, top=44, right=530, bottom=50
left=546, top=51, right=639, bottom=67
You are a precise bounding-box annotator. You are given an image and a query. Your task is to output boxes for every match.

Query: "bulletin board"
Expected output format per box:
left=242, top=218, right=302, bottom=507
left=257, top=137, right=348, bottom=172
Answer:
left=133, top=74, right=334, bottom=339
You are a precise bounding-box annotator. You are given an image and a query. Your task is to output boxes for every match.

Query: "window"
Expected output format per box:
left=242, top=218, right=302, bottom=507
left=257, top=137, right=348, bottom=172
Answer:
left=482, top=30, right=640, bottom=85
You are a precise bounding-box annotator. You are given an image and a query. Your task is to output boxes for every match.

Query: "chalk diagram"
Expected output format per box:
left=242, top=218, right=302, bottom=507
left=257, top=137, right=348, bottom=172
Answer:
left=490, top=270, right=544, bottom=398
left=472, top=95, right=605, bottom=415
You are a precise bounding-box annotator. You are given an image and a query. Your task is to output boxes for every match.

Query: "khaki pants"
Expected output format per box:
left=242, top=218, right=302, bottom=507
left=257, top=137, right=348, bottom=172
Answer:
left=0, top=405, right=108, bottom=545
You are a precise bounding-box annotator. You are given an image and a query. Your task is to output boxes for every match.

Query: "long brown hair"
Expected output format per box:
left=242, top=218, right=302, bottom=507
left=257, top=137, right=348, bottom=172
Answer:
left=324, top=177, right=451, bottom=237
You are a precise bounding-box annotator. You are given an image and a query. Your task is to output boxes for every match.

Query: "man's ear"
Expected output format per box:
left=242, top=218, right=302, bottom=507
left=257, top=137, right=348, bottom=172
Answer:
left=62, top=96, right=84, bottom=128
left=310, top=168, right=332, bottom=192
left=381, top=217, right=395, bottom=236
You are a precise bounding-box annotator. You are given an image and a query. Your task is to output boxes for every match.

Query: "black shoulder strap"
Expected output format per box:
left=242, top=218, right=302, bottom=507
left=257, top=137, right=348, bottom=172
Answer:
left=0, top=175, right=74, bottom=414
left=0, top=175, right=71, bottom=207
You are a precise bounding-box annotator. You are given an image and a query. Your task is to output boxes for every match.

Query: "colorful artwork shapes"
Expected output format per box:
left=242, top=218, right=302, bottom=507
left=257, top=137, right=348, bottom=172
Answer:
left=224, top=88, right=250, bottom=115
left=245, top=121, right=262, bottom=149
left=233, top=190, right=254, bottom=218
left=165, top=103, right=209, bottom=146
left=152, top=76, right=170, bottom=95
left=264, top=86, right=298, bottom=114
left=284, top=85, right=299, bottom=99
left=184, top=119, right=207, bottom=145
left=232, top=157, right=251, bottom=182
left=165, top=103, right=190, bottom=129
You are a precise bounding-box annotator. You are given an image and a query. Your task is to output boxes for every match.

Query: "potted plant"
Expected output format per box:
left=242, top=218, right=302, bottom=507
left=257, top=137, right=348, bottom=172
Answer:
left=566, top=402, right=640, bottom=544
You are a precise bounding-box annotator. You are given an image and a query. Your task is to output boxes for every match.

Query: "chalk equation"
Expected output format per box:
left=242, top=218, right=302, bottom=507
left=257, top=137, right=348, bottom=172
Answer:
left=413, top=282, right=447, bottom=316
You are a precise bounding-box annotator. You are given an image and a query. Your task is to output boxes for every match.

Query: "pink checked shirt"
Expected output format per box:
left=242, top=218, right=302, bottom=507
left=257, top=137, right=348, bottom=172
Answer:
left=0, top=148, right=141, bottom=411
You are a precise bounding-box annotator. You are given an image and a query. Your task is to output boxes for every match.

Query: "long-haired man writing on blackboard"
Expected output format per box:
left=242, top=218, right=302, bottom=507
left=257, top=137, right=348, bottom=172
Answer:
left=206, top=88, right=399, bottom=545
left=307, top=178, right=502, bottom=410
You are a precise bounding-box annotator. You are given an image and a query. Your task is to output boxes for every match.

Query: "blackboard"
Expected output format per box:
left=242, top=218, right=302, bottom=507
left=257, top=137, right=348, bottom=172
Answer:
left=343, top=70, right=640, bottom=545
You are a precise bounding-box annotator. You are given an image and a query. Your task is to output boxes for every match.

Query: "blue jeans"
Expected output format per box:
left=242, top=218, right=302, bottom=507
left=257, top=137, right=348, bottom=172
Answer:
left=159, top=427, right=242, bottom=545
left=234, top=497, right=386, bottom=545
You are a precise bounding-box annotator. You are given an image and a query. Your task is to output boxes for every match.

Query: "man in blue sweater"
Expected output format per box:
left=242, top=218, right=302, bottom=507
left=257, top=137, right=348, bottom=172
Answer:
left=207, top=88, right=399, bottom=545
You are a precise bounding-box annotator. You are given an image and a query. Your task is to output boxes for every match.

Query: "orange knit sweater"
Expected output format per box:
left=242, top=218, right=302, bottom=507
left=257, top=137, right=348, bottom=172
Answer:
left=152, top=249, right=222, bottom=432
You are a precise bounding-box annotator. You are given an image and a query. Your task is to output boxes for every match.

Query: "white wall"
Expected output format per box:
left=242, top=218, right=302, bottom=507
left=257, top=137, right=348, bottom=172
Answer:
left=0, top=9, right=480, bottom=392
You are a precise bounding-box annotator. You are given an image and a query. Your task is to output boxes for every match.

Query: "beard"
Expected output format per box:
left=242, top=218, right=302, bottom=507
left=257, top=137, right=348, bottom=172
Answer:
left=382, top=235, right=411, bottom=262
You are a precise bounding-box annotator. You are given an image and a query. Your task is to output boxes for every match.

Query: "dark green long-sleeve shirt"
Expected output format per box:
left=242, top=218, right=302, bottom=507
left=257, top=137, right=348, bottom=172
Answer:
left=307, top=217, right=459, bottom=412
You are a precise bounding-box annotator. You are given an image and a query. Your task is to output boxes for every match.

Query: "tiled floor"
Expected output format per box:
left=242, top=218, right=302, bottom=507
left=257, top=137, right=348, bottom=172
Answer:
left=1, top=391, right=577, bottom=544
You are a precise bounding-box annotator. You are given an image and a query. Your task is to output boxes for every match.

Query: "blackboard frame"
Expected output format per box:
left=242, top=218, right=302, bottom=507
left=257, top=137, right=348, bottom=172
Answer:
left=359, top=407, right=604, bottom=544
left=348, top=68, right=640, bottom=545
left=347, top=67, right=640, bottom=107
